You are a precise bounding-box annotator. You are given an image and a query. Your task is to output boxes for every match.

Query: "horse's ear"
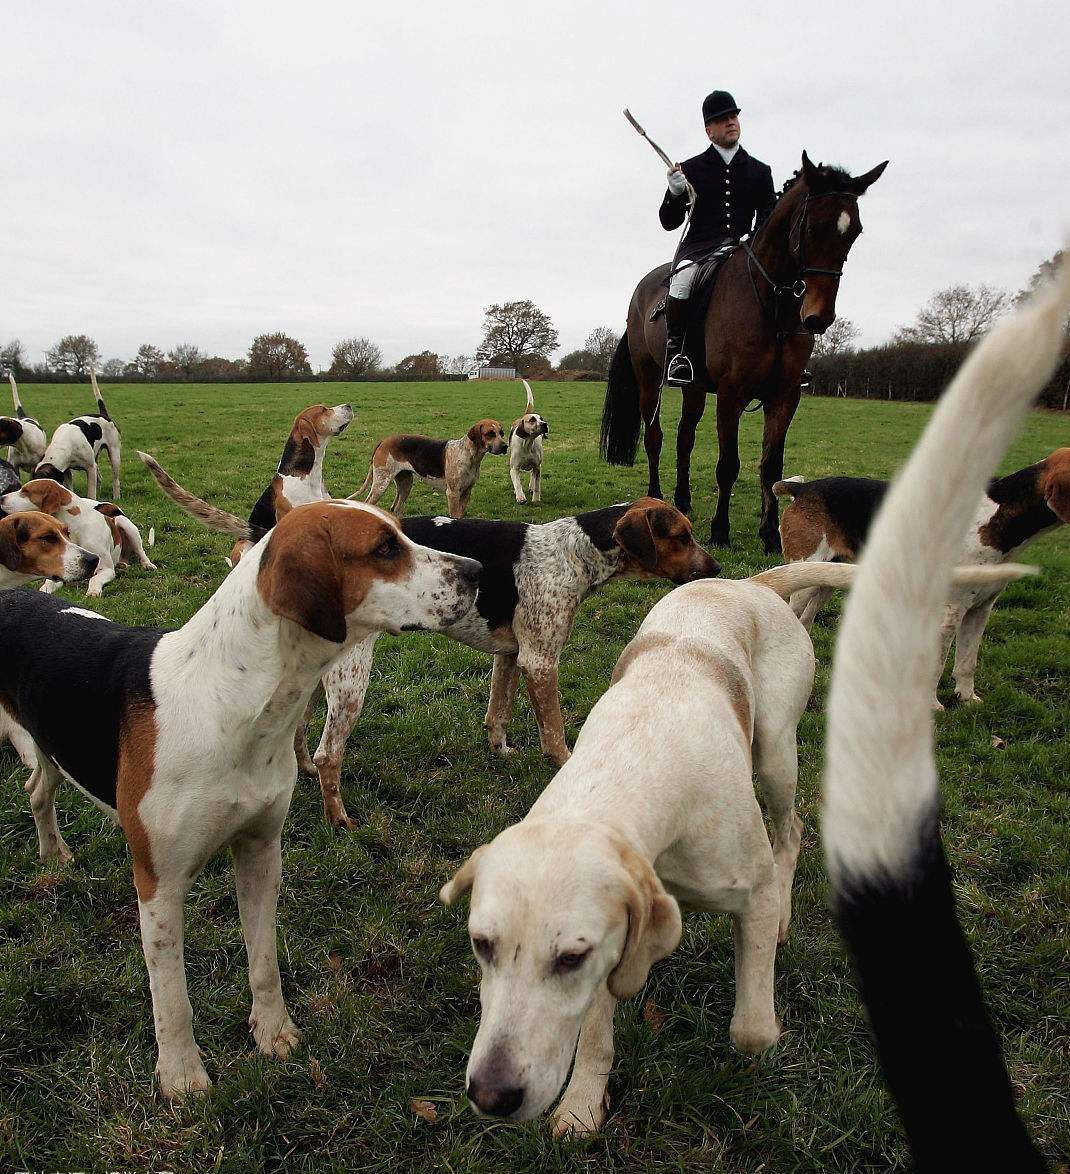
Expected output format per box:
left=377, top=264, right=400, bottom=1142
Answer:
left=851, top=160, right=888, bottom=196
left=801, top=151, right=819, bottom=186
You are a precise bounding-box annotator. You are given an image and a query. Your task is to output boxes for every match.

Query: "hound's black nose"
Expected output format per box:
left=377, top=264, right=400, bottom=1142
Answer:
left=467, top=1075, right=525, bottom=1117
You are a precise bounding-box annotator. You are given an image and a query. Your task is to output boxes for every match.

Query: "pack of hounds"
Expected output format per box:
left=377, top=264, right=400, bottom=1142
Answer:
left=1, top=273, right=1068, bottom=1170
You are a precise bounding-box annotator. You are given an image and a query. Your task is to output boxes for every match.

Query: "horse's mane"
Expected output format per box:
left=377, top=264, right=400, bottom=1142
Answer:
left=778, top=161, right=855, bottom=202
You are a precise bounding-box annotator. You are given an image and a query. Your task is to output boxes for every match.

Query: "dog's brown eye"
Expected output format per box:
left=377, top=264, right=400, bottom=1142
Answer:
left=554, top=949, right=590, bottom=974
left=472, top=935, right=495, bottom=964
left=374, top=536, right=399, bottom=559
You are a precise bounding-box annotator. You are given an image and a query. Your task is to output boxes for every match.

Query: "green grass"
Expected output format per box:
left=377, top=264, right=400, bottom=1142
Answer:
left=1, top=380, right=1067, bottom=1173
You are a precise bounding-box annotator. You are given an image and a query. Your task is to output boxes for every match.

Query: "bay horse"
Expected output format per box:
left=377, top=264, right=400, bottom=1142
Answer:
left=600, top=152, right=887, bottom=552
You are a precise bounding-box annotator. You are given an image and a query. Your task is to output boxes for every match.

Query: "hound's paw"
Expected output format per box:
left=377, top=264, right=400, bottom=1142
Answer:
left=546, top=746, right=572, bottom=769
left=251, top=1010, right=302, bottom=1059
left=39, top=836, right=74, bottom=866
left=730, top=1012, right=781, bottom=1054
left=85, top=585, right=104, bottom=599
left=156, top=1051, right=212, bottom=1100
left=144, top=560, right=159, bottom=571
left=515, top=492, right=527, bottom=504
left=551, top=1087, right=609, bottom=1138
left=957, top=691, right=982, bottom=705
left=931, top=697, right=946, bottom=712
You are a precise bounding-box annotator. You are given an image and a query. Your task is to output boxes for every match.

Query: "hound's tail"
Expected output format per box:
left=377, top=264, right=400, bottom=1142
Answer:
left=9, top=372, right=27, bottom=419
left=522, top=378, right=535, bottom=414
left=771, top=475, right=807, bottom=498
left=89, top=369, right=112, bottom=421
left=600, top=332, right=642, bottom=466
left=822, top=258, right=1070, bottom=1171
left=348, top=462, right=375, bottom=501
left=750, top=560, right=1034, bottom=602
left=137, top=450, right=254, bottom=540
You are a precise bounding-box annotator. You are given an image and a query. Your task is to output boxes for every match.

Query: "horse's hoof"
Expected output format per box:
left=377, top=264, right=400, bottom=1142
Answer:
left=761, top=532, right=783, bottom=555
left=710, top=526, right=730, bottom=548
left=673, top=495, right=692, bottom=515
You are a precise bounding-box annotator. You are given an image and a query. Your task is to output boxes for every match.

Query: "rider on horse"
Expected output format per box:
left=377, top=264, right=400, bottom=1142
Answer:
left=661, top=90, right=775, bottom=387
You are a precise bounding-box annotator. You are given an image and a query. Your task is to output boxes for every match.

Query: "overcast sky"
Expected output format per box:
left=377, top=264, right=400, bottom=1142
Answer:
left=6, top=1, right=1068, bottom=369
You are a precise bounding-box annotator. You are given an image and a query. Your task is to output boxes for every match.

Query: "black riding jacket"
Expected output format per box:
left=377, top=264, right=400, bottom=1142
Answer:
left=660, top=145, right=776, bottom=264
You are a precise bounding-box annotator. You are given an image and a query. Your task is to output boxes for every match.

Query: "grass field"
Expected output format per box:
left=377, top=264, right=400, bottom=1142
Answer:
left=1, top=379, right=1067, bottom=1174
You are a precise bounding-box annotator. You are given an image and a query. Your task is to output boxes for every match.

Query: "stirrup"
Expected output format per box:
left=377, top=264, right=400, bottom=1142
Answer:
left=666, top=353, right=694, bottom=386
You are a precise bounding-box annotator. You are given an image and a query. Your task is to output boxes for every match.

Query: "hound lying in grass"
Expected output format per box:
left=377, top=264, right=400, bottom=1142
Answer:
left=2, top=478, right=156, bottom=597
left=823, top=257, right=1070, bottom=1172
left=0, top=501, right=480, bottom=1099
left=439, top=558, right=1024, bottom=1135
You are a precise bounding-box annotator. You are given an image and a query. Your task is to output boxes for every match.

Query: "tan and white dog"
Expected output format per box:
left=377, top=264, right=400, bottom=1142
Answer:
left=508, top=381, right=549, bottom=503
left=0, top=500, right=481, bottom=1098
left=0, top=510, right=99, bottom=591
left=354, top=419, right=508, bottom=518
left=2, top=478, right=156, bottom=597
left=440, top=553, right=1031, bottom=1135
left=3, top=373, right=48, bottom=475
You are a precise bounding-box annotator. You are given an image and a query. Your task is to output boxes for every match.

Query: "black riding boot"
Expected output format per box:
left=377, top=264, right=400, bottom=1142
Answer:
left=664, top=295, right=694, bottom=386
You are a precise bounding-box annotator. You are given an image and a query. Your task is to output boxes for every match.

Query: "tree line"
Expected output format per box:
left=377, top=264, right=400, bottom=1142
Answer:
left=4, top=253, right=1065, bottom=404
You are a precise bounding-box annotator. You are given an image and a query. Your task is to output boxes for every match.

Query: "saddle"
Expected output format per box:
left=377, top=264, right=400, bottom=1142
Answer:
left=649, top=241, right=738, bottom=325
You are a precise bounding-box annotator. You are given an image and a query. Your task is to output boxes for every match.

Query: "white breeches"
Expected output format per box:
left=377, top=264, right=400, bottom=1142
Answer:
left=669, top=260, right=698, bottom=299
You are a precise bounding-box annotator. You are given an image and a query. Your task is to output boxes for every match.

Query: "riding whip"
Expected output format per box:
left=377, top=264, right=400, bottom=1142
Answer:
left=623, top=108, right=696, bottom=208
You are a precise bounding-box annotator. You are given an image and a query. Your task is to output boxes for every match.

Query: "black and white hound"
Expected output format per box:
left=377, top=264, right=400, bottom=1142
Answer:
left=823, top=262, right=1070, bottom=1171
left=34, top=370, right=122, bottom=499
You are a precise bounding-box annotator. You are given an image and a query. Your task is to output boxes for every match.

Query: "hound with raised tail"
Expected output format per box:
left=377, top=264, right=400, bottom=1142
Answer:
left=34, top=370, right=122, bottom=499
left=439, top=557, right=1028, bottom=1135
left=508, top=380, right=549, bottom=503
left=1, top=479, right=156, bottom=597
left=138, top=402, right=353, bottom=563
left=301, top=498, right=720, bottom=828
left=0, top=500, right=480, bottom=1099
left=823, top=263, right=1070, bottom=1172
left=353, top=419, right=508, bottom=518
left=774, top=447, right=1070, bottom=706
left=3, top=373, right=48, bottom=475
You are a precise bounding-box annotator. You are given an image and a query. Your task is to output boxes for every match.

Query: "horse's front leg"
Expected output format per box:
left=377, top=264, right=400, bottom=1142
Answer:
left=709, top=393, right=744, bottom=548
left=757, top=386, right=802, bottom=554
left=674, top=389, right=706, bottom=515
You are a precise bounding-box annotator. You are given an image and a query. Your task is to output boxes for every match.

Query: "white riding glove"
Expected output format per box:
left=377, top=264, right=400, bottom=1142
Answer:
left=667, top=168, right=688, bottom=196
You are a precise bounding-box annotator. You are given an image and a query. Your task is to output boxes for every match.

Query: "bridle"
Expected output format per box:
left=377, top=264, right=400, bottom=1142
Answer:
left=742, top=189, right=859, bottom=320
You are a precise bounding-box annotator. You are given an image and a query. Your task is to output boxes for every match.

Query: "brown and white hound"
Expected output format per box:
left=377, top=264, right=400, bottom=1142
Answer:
left=139, top=402, right=353, bottom=563
left=353, top=420, right=508, bottom=518
left=508, top=380, right=549, bottom=504
left=0, top=500, right=480, bottom=1098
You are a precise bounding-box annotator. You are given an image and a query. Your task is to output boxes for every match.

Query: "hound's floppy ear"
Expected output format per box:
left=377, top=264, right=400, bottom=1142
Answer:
left=256, top=514, right=346, bottom=643
left=850, top=159, right=889, bottom=195
left=26, top=479, right=69, bottom=516
left=0, top=517, right=22, bottom=571
left=613, top=508, right=658, bottom=571
left=1041, top=452, right=1070, bottom=523
left=294, top=410, right=321, bottom=448
left=440, top=845, right=488, bottom=905
left=607, top=842, right=682, bottom=999
left=467, top=423, right=485, bottom=448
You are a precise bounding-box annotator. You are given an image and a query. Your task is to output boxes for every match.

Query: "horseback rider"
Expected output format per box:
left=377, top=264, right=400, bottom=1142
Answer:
left=660, top=90, right=775, bottom=386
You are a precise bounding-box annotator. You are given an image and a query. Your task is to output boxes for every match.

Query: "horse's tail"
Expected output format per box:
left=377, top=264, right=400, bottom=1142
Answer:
left=600, top=332, right=642, bottom=466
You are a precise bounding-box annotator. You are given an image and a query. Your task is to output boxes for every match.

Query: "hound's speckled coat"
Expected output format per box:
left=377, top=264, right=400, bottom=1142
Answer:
left=300, top=498, right=721, bottom=828
left=0, top=501, right=480, bottom=1099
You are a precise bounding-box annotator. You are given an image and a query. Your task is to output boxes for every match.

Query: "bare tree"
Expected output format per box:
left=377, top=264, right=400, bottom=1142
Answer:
left=811, top=317, right=861, bottom=358
left=446, top=353, right=479, bottom=377
left=894, top=284, right=1007, bottom=345
left=0, top=339, right=27, bottom=376
left=328, top=336, right=383, bottom=379
left=477, top=300, right=559, bottom=375
left=167, top=343, right=207, bottom=380
left=247, top=333, right=312, bottom=380
left=394, top=351, right=443, bottom=380
left=45, top=334, right=101, bottom=376
left=101, top=357, right=126, bottom=377
left=128, top=344, right=166, bottom=379
left=583, top=326, right=621, bottom=375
